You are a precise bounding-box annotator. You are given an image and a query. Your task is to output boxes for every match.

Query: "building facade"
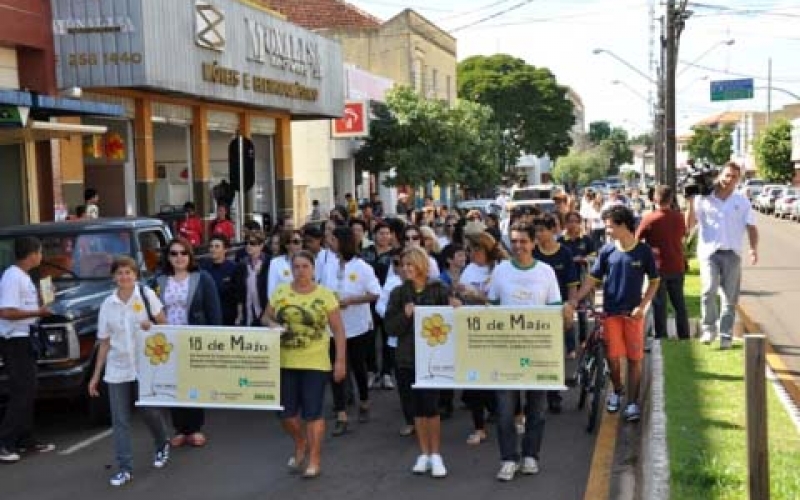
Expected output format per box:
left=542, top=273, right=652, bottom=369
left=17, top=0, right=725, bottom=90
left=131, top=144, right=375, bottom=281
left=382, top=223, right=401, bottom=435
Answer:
left=49, top=0, right=344, bottom=228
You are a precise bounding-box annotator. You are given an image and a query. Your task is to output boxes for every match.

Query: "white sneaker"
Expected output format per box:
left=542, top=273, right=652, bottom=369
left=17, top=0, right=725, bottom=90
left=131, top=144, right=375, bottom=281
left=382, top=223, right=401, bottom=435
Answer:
left=623, top=403, right=641, bottom=422
left=109, top=471, right=132, bottom=487
left=496, top=460, right=519, bottom=481
left=719, top=335, right=733, bottom=350
left=382, top=374, right=395, bottom=390
left=368, top=373, right=382, bottom=389
left=606, top=391, right=621, bottom=413
left=700, top=331, right=716, bottom=345
left=429, top=454, right=447, bottom=478
left=412, top=454, right=430, bottom=474
left=521, top=456, right=539, bottom=475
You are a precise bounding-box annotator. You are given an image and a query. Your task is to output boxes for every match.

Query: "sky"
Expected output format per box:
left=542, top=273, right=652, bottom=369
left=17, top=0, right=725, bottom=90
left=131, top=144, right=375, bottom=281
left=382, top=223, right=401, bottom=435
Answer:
left=347, top=0, right=800, bottom=136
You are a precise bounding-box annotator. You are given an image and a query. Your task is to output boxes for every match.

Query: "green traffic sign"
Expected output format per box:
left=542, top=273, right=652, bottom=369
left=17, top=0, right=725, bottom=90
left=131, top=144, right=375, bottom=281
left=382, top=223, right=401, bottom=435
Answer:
left=710, top=78, right=754, bottom=102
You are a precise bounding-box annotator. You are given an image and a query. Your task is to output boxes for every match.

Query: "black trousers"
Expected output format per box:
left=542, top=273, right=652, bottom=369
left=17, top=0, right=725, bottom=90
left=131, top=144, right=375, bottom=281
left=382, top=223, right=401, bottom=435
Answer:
left=330, top=335, right=370, bottom=412
left=0, top=338, right=38, bottom=449
left=653, top=272, right=690, bottom=339
left=171, top=408, right=205, bottom=435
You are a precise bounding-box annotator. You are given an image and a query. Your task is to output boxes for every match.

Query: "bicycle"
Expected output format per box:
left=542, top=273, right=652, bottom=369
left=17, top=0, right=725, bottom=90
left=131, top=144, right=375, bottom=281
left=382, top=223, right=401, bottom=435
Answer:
left=570, top=308, right=610, bottom=434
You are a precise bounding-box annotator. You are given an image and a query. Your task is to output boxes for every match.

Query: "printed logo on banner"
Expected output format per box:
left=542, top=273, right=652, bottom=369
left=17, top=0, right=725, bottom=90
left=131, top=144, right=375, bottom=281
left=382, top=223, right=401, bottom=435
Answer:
left=195, top=1, right=226, bottom=52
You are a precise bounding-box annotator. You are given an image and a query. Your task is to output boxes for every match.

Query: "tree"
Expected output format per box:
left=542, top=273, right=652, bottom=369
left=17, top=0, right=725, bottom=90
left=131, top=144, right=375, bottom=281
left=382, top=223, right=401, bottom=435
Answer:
left=458, top=54, right=575, bottom=161
left=630, top=132, right=654, bottom=150
left=599, top=127, right=634, bottom=175
left=754, top=119, right=793, bottom=183
left=687, top=125, right=733, bottom=165
left=552, top=149, right=607, bottom=189
left=354, top=86, right=500, bottom=190
left=588, top=121, right=611, bottom=144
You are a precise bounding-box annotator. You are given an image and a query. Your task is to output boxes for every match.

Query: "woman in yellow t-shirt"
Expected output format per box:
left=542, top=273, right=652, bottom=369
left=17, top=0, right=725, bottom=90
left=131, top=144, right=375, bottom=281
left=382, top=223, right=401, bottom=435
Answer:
left=262, top=250, right=346, bottom=479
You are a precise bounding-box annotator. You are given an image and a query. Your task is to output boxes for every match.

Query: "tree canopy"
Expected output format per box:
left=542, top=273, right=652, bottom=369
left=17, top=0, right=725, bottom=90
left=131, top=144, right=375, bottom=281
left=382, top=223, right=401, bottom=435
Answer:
left=754, top=119, right=793, bottom=183
left=457, top=54, right=575, bottom=161
left=354, top=86, right=501, bottom=189
left=599, top=127, right=634, bottom=175
left=552, top=149, right=607, bottom=190
left=588, top=121, right=611, bottom=144
left=687, top=125, right=733, bottom=165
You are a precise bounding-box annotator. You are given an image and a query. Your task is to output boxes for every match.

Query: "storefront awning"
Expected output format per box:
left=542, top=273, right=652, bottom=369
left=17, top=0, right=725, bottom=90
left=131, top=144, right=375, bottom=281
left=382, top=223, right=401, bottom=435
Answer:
left=0, top=89, right=124, bottom=118
left=0, top=120, right=108, bottom=146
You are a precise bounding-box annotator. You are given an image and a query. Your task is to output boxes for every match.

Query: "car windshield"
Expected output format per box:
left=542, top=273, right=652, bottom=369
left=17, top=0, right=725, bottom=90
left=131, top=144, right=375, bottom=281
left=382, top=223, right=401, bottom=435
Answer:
left=0, top=231, right=132, bottom=280
left=512, top=189, right=552, bottom=201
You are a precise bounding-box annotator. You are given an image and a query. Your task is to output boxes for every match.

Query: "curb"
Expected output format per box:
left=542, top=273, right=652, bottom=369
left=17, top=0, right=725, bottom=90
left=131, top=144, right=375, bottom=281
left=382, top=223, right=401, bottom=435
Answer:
left=638, top=340, right=670, bottom=500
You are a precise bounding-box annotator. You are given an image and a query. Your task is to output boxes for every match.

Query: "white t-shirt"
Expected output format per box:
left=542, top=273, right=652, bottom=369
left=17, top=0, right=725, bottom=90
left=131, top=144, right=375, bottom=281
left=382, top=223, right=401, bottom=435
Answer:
left=581, top=203, right=605, bottom=230
left=487, top=260, right=562, bottom=307
left=267, top=255, right=293, bottom=300
left=315, top=248, right=340, bottom=287
left=332, top=258, right=381, bottom=338
left=97, top=285, right=164, bottom=383
left=376, top=272, right=403, bottom=348
left=694, top=191, right=756, bottom=259
left=0, top=265, right=40, bottom=338
left=460, top=263, right=492, bottom=295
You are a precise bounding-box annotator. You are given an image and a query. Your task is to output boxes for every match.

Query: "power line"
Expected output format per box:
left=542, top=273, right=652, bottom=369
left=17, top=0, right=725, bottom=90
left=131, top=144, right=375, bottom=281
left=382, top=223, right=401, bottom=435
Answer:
left=446, top=2, right=647, bottom=30
left=436, top=0, right=517, bottom=22
left=679, top=60, right=800, bottom=84
left=449, top=0, right=537, bottom=33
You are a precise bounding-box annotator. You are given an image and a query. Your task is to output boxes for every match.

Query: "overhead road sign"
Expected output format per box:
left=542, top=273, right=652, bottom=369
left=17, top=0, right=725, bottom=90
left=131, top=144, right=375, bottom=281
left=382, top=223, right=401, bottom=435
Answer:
left=710, top=79, right=754, bottom=102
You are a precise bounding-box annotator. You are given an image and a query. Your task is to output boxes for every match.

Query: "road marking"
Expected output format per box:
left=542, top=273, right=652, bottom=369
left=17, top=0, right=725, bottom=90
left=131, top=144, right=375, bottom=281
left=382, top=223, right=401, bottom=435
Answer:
left=584, top=403, right=619, bottom=500
left=58, top=429, right=112, bottom=455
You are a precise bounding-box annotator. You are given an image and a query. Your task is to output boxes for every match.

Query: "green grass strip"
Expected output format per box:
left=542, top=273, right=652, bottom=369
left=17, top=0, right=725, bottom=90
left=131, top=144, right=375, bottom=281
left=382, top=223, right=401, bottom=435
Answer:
left=663, top=341, right=800, bottom=499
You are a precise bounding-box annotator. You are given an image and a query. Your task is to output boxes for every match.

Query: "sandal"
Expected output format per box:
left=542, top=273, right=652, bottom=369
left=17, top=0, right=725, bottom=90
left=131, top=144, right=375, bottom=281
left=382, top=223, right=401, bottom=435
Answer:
left=187, top=432, right=207, bottom=447
left=170, top=434, right=187, bottom=447
left=466, top=430, right=487, bottom=445
left=302, top=466, right=321, bottom=479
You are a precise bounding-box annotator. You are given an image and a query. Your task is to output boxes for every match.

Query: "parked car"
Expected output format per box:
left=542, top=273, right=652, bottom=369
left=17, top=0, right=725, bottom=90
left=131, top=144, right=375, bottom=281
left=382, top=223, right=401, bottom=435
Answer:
left=455, top=199, right=502, bottom=218
left=0, top=218, right=173, bottom=424
left=739, top=185, right=762, bottom=205
left=755, top=185, right=787, bottom=214
left=774, top=188, right=800, bottom=219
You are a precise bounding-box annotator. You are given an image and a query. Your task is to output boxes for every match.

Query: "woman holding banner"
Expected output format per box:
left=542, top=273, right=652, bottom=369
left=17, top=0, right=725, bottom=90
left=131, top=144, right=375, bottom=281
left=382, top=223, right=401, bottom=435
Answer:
left=459, top=232, right=508, bottom=445
left=89, top=256, right=169, bottom=487
left=385, top=247, right=460, bottom=479
left=156, top=237, right=222, bottom=448
left=487, top=222, right=566, bottom=482
left=262, top=250, right=346, bottom=479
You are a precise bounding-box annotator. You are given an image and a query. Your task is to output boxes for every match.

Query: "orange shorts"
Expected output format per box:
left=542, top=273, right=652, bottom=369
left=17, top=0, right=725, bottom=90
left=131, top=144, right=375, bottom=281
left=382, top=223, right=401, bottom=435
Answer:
left=603, top=316, right=645, bottom=361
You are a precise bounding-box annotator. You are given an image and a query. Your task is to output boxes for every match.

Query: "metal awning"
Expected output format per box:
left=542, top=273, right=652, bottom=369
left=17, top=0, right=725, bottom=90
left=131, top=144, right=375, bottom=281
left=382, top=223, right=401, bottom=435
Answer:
left=0, top=120, right=107, bottom=146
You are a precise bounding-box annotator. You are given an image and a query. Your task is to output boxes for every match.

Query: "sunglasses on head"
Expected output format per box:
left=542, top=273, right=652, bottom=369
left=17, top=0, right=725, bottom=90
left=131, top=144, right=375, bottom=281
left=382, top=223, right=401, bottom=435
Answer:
left=169, top=250, right=189, bottom=256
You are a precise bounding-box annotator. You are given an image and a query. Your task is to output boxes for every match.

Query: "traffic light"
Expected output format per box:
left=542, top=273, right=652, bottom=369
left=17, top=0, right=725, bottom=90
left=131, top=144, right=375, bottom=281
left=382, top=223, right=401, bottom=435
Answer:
left=228, top=135, right=255, bottom=192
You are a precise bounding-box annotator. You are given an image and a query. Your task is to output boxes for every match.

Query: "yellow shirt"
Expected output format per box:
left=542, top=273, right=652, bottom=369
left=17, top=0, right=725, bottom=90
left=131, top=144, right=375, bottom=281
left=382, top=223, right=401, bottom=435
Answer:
left=270, top=283, right=339, bottom=371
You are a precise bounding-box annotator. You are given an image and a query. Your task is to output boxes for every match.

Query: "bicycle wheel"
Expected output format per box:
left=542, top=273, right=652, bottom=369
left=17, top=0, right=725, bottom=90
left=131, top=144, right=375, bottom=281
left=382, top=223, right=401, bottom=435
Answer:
left=587, top=342, right=608, bottom=434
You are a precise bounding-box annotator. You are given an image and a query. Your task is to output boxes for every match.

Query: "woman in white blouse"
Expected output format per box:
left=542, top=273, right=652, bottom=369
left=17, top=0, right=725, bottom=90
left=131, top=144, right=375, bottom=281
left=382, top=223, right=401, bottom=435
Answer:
left=267, top=229, right=304, bottom=300
left=326, top=226, right=381, bottom=437
left=89, top=256, right=168, bottom=487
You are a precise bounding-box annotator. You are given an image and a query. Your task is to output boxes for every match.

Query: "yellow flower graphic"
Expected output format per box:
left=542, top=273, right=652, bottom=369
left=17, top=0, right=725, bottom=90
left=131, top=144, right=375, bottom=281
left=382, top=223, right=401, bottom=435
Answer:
left=145, top=333, right=173, bottom=366
left=349, top=272, right=358, bottom=282
left=421, top=314, right=451, bottom=347
left=132, top=301, right=143, bottom=314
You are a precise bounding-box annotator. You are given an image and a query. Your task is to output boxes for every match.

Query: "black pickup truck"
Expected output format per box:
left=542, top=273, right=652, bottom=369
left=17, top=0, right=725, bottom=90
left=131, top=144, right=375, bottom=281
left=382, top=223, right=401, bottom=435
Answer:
left=0, top=218, right=172, bottom=423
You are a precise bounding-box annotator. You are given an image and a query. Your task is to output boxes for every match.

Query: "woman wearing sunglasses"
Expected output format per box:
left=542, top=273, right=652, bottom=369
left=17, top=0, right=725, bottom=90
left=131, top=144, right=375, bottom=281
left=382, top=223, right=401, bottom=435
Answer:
left=401, top=225, right=440, bottom=280
left=267, top=230, right=304, bottom=300
left=156, top=238, right=222, bottom=448
left=232, top=231, right=269, bottom=326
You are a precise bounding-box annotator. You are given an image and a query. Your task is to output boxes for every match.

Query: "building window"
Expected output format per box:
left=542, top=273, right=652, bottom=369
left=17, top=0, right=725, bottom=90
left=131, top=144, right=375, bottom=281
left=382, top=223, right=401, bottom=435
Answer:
left=412, top=58, right=423, bottom=93
left=431, top=69, right=438, bottom=98
left=446, top=75, right=452, bottom=103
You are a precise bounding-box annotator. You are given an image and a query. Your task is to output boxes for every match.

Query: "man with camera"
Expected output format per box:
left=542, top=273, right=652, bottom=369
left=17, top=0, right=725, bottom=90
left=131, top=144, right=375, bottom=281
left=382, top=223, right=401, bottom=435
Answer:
left=685, top=161, right=758, bottom=349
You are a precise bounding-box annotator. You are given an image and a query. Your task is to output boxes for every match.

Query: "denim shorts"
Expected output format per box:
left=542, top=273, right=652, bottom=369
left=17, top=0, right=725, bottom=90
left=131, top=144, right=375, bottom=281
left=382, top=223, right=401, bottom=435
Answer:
left=279, top=369, right=329, bottom=421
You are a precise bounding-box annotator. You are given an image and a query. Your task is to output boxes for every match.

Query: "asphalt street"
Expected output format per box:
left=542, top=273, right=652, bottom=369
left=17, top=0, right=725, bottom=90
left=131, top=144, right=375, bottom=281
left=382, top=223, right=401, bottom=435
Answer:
left=740, top=212, right=800, bottom=379
left=3, top=376, right=600, bottom=500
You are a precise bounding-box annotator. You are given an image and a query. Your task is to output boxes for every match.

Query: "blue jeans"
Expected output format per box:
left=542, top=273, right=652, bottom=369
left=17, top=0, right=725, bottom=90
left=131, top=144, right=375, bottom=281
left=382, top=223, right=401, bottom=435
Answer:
left=699, top=250, right=741, bottom=340
left=495, top=390, right=546, bottom=462
left=108, top=381, right=168, bottom=472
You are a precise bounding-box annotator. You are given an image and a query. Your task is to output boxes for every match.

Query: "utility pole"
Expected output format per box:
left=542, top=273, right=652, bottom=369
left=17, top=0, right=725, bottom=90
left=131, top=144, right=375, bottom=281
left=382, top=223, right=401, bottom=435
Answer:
left=665, top=0, right=690, bottom=192
left=654, top=15, right=666, bottom=185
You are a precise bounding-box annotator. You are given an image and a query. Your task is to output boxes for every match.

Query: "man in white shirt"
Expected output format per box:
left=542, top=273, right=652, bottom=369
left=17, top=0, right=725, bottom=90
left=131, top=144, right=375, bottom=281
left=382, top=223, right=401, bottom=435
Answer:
left=0, top=237, right=53, bottom=462
left=686, top=161, right=758, bottom=349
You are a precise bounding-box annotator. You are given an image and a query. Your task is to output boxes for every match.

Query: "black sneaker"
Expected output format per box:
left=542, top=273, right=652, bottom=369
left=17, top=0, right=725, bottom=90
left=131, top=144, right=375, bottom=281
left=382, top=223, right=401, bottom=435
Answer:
left=0, top=446, right=20, bottom=463
left=153, top=442, right=170, bottom=468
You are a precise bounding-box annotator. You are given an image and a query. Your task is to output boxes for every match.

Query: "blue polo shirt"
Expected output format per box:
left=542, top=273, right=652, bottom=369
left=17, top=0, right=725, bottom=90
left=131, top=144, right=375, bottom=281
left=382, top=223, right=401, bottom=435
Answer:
left=558, top=234, right=595, bottom=259
left=534, top=244, right=579, bottom=302
left=590, top=241, right=659, bottom=315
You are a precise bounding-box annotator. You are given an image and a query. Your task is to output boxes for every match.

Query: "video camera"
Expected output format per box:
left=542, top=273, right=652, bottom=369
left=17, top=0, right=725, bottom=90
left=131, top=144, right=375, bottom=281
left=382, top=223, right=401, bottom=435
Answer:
left=681, top=162, right=718, bottom=197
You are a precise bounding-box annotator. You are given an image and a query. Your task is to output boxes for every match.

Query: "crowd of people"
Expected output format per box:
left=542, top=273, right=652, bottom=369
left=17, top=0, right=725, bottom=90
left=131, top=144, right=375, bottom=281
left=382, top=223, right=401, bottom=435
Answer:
left=0, top=161, right=758, bottom=488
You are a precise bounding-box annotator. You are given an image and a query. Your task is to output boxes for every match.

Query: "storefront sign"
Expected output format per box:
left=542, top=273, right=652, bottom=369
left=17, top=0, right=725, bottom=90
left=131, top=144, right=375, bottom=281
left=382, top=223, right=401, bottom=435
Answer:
left=51, top=0, right=343, bottom=118
left=331, top=101, right=369, bottom=138
left=414, top=306, right=565, bottom=390
left=136, top=325, right=282, bottom=410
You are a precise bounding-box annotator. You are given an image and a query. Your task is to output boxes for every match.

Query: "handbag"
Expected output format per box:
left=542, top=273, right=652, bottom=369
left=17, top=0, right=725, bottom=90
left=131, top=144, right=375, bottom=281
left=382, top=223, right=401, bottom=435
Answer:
left=139, top=283, right=157, bottom=323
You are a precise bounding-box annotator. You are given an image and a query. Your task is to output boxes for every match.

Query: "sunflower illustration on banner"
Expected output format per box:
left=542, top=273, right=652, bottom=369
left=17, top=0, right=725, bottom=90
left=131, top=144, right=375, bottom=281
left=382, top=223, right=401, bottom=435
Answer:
left=415, top=308, right=456, bottom=383
left=141, top=332, right=175, bottom=398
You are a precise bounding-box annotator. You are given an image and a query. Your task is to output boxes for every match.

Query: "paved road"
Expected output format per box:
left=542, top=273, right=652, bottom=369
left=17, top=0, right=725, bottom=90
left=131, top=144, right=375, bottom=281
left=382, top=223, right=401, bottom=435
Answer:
left=4, top=377, right=601, bottom=500
left=740, top=212, right=800, bottom=379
